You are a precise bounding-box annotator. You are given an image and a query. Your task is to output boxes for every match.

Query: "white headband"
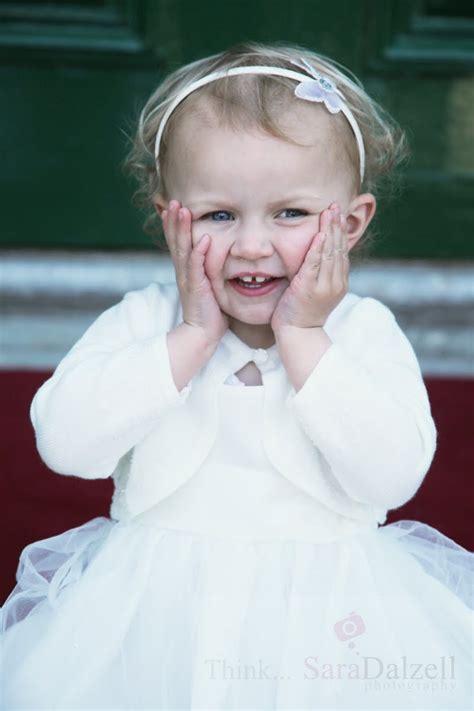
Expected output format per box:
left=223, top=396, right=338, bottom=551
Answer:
left=152, top=57, right=365, bottom=183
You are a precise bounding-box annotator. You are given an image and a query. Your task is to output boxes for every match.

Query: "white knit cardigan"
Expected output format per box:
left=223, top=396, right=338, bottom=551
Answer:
left=30, top=281, right=437, bottom=526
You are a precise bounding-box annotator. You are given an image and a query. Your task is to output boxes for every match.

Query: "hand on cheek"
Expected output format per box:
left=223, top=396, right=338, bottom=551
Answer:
left=270, top=202, right=350, bottom=332
left=162, top=200, right=229, bottom=346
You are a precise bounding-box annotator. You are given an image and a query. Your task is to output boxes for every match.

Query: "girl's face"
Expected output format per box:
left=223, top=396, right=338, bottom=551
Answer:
left=154, top=108, right=373, bottom=345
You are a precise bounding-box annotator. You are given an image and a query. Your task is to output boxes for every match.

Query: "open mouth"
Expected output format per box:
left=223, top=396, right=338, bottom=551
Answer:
left=232, top=276, right=280, bottom=289
left=230, top=276, right=283, bottom=296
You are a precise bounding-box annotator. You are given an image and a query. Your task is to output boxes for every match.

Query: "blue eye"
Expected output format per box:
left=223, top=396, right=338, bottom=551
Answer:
left=204, top=211, right=233, bottom=221
left=201, top=208, right=307, bottom=221
left=280, top=208, right=307, bottom=218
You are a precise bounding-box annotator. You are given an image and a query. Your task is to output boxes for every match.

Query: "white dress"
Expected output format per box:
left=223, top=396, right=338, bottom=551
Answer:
left=1, top=377, right=473, bottom=710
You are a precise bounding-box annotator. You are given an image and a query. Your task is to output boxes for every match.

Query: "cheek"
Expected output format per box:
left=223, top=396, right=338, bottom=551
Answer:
left=283, top=230, right=317, bottom=277
left=190, top=222, right=206, bottom=249
left=201, top=237, right=227, bottom=282
left=189, top=223, right=223, bottom=276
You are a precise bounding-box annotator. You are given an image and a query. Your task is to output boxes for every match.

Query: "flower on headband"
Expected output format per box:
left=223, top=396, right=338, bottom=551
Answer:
left=290, top=58, right=344, bottom=115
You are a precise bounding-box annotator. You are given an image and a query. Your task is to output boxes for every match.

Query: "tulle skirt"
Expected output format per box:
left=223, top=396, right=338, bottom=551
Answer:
left=1, top=516, right=473, bottom=710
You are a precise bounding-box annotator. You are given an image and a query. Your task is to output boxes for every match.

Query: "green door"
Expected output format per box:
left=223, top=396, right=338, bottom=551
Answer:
left=1, top=0, right=473, bottom=257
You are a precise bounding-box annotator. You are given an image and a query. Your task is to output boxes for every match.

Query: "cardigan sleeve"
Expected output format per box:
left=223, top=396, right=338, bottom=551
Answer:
left=285, top=297, right=437, bottom=511
left=29, top=284, right=191, bottom=479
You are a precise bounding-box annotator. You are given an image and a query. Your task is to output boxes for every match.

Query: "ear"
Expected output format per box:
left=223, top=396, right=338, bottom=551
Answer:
left=344, top=193, right=377, bottom=252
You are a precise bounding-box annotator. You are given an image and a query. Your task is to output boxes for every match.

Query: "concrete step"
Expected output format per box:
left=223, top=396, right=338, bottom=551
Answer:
left=1, top=251, right=473, bottom=376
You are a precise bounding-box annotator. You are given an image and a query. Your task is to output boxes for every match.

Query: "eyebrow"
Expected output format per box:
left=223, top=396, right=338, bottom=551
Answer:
left=188, top=195, right=322, bottom=209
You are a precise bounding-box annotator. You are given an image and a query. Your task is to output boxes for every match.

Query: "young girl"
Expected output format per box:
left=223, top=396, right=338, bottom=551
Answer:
left=1, top=40, right=473, bottom=710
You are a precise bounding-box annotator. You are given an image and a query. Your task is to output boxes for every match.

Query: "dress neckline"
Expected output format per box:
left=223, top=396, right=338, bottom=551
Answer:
left=220, top=381, right=264, bottom=390
left=221, top=328, right=279, bottom=359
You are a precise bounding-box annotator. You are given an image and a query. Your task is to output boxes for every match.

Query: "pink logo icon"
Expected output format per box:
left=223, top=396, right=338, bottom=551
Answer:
left=334, top=611, right=366, bottom=642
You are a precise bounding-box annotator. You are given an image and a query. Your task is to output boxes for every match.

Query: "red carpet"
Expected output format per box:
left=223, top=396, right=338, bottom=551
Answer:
left=1, top=370, right=473, bottom=605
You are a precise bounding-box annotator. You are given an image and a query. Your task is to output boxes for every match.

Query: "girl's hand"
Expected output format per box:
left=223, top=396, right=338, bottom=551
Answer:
left=162, top=200, right=229, bottom=348
left=271, top=203, right=349, bottom=333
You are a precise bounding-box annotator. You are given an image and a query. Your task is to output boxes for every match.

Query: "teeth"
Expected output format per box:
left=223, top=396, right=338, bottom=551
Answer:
left=239, top=276, right=271, bottom=283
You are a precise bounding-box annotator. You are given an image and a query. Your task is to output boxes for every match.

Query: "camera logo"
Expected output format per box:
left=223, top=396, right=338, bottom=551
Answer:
left=334, top=611, right=366, bottom=642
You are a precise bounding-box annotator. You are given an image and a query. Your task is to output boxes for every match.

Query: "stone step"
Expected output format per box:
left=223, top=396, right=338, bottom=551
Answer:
left=1, top=251, right=473, bottom=376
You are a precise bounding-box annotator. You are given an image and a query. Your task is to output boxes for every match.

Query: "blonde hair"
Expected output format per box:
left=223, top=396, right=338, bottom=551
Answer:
left=121, top=40, right=409, bottom=262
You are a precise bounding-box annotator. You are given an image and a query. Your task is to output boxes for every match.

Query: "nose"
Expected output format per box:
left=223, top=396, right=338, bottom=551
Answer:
left=229, top=220, right=274, bottom=259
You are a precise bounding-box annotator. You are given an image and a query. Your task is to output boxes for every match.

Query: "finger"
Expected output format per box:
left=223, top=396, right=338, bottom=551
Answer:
left=189, top=233, right=211, bottom=288
left=317, top=209, right=336, bottom=290
left=319, top=206, right=332, bottom=236
left=179, top=207, right=211, bottom=287
left=179, top=205, right=208, bottom=259
left=340, top=213, right=349, bottom=257
left=332, top=205, right=343, bottom=252
left=167, top=203, right=191, bottom=288
left=340, top=212, right=351, bottom=280
left=175, top=206, right=193, bottom=268
left=163, top=199, right=180, bottom=260
left=303, top=231, right=325, bottom=279
left=330, top=206, right=347, bottom=292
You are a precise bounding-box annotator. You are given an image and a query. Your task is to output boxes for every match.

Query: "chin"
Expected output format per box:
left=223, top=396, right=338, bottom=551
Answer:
left=230, top=314, right=272, bottom=328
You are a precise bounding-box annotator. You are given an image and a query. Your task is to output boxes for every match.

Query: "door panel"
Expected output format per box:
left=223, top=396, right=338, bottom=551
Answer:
left=1, top=0, right=472, bottom=256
